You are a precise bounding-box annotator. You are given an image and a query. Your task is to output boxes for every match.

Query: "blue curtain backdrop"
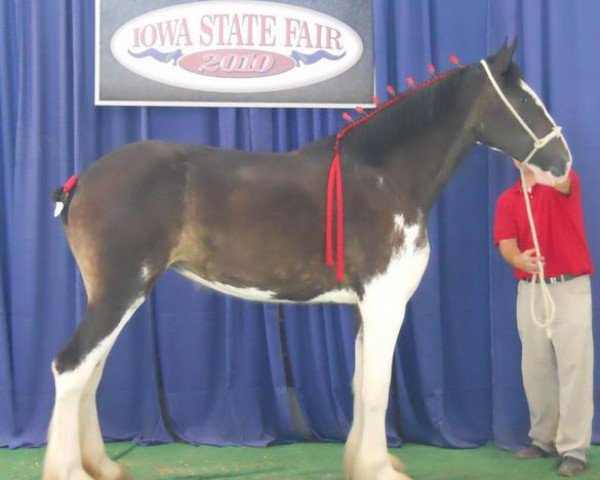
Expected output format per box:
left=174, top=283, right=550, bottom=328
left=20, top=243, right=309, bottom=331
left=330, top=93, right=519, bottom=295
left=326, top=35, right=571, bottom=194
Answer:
left=1, top=0, right=599, bottom=451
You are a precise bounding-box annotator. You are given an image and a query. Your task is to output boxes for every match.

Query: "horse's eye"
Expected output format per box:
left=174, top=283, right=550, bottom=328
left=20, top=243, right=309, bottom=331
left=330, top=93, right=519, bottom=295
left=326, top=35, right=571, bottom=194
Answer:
left=519, top=96, right=530, bottom=104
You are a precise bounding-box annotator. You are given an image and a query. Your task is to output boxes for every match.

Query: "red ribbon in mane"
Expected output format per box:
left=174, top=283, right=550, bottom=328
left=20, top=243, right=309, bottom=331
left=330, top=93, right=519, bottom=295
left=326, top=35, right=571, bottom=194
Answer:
left=325, top=68, right=461, bottom=282
left=326, top=135, right=345, bottom=281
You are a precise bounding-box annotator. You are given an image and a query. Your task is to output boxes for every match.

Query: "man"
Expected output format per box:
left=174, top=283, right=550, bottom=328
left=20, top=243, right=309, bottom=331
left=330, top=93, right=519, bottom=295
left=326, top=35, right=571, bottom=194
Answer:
left=494, top=160, right=594, bottom=477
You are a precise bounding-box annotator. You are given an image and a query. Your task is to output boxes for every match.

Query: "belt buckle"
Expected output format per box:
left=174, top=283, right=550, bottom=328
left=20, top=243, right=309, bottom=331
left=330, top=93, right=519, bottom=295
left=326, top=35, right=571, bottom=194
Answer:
left=548, top=274, right=567, bottom=284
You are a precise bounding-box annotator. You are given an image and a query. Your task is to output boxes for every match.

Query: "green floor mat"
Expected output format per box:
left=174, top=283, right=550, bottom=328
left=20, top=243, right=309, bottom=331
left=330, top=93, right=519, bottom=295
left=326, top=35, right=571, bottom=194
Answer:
left=1, top=442, right=598, bottom=479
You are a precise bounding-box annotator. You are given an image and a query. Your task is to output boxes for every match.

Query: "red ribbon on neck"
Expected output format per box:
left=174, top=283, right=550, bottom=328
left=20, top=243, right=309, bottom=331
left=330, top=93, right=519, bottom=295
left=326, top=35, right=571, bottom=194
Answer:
left=326, top=135, right=345, bottom=282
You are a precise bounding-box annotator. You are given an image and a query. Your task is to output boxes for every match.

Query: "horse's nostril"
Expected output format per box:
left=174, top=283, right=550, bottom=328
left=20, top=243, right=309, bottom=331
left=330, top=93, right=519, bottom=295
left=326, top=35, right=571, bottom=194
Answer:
left=549, top=166, right=563, bottom=177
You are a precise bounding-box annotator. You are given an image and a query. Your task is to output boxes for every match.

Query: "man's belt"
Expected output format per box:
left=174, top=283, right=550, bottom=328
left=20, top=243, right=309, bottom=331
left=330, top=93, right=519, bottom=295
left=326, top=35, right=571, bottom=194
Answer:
left=523, top=274, right=580, bottom=284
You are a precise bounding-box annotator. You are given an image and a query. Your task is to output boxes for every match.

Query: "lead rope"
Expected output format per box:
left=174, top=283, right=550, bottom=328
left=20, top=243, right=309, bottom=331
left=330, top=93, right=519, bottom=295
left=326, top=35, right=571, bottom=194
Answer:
left=519, top=169, right=555, bottom=339
left=480, top=59, right=559, bottom=339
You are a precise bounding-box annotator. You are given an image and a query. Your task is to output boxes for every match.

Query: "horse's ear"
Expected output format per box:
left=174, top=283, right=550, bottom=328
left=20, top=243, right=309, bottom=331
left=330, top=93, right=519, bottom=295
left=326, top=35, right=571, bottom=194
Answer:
left=488, top=37, right=518, bottom=75
left=508, top=37, right=518, bottom=57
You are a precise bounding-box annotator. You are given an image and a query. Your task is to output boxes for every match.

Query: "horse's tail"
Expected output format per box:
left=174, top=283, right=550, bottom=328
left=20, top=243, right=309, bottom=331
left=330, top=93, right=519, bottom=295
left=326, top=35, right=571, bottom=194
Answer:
left=51, top=175, right=78, bottom=222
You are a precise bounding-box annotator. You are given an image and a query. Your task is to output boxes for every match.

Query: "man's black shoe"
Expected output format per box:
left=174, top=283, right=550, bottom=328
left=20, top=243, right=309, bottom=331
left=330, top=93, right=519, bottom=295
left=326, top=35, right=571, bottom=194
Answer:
left=515, top=444, right=555, bottom=459
left=558, top=456, right=586, bottom=477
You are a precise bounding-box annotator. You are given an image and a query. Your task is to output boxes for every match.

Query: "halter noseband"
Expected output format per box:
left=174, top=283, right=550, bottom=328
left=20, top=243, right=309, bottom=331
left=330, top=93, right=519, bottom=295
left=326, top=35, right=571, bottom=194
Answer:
left=480, top=59, right=564, bottom=165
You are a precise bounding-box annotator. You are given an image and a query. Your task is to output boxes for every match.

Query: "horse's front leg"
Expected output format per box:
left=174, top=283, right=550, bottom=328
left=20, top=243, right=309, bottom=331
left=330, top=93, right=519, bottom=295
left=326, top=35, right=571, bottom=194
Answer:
left=344, top=324, right=405, bottom=478
left=346, top=288, right=412, bottom=480
left=344, top=324, right=364, bottom=477
left=347, top=228, right=429, bottom=480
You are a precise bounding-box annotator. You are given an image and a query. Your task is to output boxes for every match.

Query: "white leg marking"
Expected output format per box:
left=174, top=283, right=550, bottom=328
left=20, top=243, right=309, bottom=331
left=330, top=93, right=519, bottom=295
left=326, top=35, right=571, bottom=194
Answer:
left=346, top=326, right=408, bottom=477
left=80, top=358, right=131, bottom=480
left=43, top=297, right=143, bottom=480
left=44, top=382, right=95, bottom=480
left=349, top=218, right=428, bottom=480
left=344, top=327, right=364, bottom=477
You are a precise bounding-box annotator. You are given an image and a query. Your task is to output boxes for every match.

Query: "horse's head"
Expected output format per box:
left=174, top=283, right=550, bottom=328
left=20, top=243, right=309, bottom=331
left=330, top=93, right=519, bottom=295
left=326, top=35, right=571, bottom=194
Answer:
left=475, top=39, right=572, bottom=184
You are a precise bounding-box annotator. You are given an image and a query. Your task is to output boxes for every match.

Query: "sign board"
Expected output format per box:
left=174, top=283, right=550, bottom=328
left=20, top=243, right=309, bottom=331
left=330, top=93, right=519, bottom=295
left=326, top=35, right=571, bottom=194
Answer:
left=96, top=0, right=374, bottom=108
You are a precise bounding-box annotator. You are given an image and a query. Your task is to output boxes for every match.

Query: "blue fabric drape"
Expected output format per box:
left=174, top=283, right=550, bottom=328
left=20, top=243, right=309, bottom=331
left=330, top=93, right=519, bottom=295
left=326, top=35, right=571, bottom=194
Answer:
left=1, top=0, right=599, bottom=451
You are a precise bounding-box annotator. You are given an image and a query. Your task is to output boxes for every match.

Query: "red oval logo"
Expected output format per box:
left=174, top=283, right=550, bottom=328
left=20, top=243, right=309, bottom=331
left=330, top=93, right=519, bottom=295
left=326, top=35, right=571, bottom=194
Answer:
left=179, top=49, right=295, bottom=78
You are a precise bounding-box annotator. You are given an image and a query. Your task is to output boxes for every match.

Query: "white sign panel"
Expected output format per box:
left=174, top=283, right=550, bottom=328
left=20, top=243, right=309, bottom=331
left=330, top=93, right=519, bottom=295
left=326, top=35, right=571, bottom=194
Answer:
left=96, top=0, right=374, bottom=108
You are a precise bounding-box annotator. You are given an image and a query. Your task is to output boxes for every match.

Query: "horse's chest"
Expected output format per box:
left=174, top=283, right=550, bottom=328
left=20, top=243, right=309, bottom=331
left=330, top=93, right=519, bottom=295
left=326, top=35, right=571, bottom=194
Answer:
left=362, top=214, right=430, bottom=299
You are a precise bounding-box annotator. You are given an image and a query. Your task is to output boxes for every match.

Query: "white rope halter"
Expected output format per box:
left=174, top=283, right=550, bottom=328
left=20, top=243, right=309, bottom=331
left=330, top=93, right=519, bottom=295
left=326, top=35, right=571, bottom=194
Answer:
left=480, top=59, right=563, bottom=165
left=481, top=59, right=564, bottom=339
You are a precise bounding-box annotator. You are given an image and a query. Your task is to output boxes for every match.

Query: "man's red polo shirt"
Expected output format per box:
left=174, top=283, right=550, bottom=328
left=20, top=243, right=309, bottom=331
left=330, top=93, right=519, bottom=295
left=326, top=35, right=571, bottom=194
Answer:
left=494, top=171, right=594, bottom=280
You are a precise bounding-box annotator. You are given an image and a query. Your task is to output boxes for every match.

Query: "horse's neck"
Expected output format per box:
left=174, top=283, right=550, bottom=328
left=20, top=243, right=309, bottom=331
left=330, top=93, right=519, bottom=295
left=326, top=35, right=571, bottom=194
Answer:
left=370, top=88, right=478, bottom=213
left=416, top=122, right=477, bottom=212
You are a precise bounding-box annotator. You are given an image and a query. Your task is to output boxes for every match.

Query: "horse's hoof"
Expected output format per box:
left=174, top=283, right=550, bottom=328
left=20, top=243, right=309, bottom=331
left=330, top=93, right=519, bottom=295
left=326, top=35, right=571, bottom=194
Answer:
left=376, top=466, right=412, bottom=480
left=42, top=465, right=95, bottom=480
left=83, top=457, right=133, bottom=480
left=349, top=462, right=412, bottom=480
left=344, top=453, right=406, bottom=478
left=388, top=453, right=406, bottom=472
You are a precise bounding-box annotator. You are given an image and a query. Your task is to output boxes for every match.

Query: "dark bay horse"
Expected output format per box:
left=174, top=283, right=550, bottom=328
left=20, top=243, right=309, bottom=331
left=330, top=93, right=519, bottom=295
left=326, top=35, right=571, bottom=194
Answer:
left=43, top=40, right=571, bottom=480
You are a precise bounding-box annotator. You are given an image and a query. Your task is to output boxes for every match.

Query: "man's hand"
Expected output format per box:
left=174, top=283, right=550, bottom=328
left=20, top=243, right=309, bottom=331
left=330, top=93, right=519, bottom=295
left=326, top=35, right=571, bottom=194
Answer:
left=499, top=240, right=545, bottom=274
left=513, top=248, right=545, bottom=274
left=511, top=158, right=571, bottom=194
left=552, top=174, right=571, bottom=195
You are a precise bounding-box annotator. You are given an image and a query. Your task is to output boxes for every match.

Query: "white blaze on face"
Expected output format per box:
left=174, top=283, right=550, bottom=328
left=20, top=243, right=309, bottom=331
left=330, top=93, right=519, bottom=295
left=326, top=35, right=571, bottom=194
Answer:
left=519, top=80, right=573, bottom=170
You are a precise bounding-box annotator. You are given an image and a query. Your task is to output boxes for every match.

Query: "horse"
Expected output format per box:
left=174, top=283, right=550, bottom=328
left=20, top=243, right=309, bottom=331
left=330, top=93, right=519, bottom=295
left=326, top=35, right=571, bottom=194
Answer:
left=42, top=39, right=571, bottom=480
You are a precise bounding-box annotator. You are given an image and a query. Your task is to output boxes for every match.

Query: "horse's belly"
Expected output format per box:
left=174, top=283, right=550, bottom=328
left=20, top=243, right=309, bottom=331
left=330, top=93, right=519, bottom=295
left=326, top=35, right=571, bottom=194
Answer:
left=175, top=267, right=358, bottom=304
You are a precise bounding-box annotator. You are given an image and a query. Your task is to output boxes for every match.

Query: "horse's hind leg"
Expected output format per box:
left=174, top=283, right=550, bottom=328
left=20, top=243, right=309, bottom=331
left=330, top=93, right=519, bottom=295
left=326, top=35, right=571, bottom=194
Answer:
left=80, top=356, right=129, bottom=480
left=43, top=294, right=145, bottom=480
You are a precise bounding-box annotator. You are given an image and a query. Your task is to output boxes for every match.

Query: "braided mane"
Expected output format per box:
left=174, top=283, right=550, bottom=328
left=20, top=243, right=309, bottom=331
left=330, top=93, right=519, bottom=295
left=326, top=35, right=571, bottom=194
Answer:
left=326, top=65, right=468, bottom=282
left=341, top=67, right=465, bottom=138
left=343, top=66, right=468, bottom=164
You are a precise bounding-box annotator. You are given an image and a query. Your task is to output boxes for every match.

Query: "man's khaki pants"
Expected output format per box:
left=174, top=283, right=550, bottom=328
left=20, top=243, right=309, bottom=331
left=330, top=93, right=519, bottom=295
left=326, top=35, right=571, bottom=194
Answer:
left=517, top=275, right=594, bottom=462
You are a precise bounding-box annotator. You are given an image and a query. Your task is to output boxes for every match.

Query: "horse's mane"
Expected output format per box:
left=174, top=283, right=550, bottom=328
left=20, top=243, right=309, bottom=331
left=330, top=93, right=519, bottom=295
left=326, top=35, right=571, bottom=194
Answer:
left=504, top=61, right=522, bottom=86
left=342, top=65, right=470, bottom=165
